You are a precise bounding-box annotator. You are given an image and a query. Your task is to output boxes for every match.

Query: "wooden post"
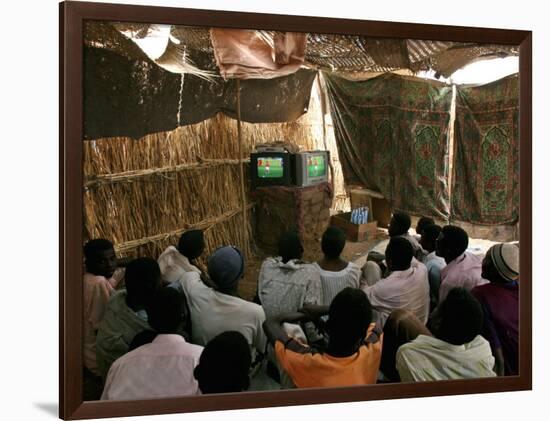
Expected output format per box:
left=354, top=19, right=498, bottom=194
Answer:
left=236, top=80, right=249, bottom=255
left=317, top=73, right=336, bottom=196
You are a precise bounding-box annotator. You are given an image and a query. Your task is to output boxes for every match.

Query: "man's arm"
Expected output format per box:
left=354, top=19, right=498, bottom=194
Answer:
left=303, top=271, right=322, bottom=307
left=299, top=304, right=329, bottom=321
left=493, top=347, right=506, bottom=376
left=263, top=311, right=308, bottom=346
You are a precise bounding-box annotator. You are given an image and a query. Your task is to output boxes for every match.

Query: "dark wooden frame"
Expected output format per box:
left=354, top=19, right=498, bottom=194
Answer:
left=60, top=1, right=532, bottom=419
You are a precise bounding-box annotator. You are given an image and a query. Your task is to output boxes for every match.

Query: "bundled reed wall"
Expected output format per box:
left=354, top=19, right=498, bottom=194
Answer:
left=83, top=98, right=347, bottom=269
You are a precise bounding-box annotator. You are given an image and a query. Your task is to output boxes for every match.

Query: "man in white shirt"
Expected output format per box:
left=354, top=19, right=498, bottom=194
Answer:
left=363, top=237, right=430, bottom=328
left=436, top=225, right=488, bottom=302
left=157, top=230, right=204, bottom=283
left=178, top=246, right=267, bottom=361
left=419, top=224, right=447, bottom=310
left=101, top=287, right=203, bottom=400
left=396, top=287, right=496, bottom=382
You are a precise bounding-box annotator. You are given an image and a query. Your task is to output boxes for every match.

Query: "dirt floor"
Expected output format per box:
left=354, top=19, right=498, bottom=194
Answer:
left=238, top=229, right=388, bottom=301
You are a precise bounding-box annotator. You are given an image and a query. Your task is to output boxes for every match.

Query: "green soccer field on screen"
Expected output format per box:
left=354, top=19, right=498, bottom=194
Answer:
left=308, top=155, right=326, bottom=177
left=257, top=157, right=284, bottom=178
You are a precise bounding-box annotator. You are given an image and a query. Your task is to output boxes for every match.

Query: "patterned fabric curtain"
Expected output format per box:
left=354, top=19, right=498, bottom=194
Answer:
left=452, top=74, right=519, bottom=225
left=323, top=73, right=453, bottom=219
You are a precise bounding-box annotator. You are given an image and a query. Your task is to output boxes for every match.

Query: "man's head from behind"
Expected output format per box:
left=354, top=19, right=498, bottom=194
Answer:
left=321, top=226, right=346, bottom=260
left=420, top=224, right=442, bottom=253
left=433, top=287, right=483, bottom=345
left=147, top=287, right=183, bottom=334
left=84, top=239, right=117, bottom=278
left=207, top=246, right=245, bottom=294
left=385, top=236, right=413, bottom=271
left=278, top=231, right=304, bottom=263
left=177, top=230, right=205, bottom=260
left=388, top=212, right=411, bottom=237
left=416, top=216, right=435, bottom=235
left=326, top=288, right=372, bottom=353
left=436, top=225, right=469, bottom=262
left=194, top=331, right=251, bottom=394
left=481, top=243, right=519, bottom=284
left=125, top=257, right=162, bottom=309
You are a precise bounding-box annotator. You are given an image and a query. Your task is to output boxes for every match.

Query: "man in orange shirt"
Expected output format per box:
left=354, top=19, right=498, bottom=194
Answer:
left=263, top=287, right=382, bottom=388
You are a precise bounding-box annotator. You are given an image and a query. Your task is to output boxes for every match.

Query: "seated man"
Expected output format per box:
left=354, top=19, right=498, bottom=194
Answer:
left=313, top=226, right=361, bottom=306
left=82, top=239, right=124, bottom=378
left=258, top=231, right=321, bottom=320
left=395, top=288, right=496, bottom=382
left=389, top=211, right=424, bottom=260
left=157, top=230, right=205, bottom=283
left=367, top=212, right=425, bottom=265
left=362, top=237, right=429, bottom=327
left=96, top=257, right=161, bottom=379
left=101, top=288, right=203, bottom=400
left=414, top=216, right=435, bottom=240
left=419, top=224, right=447, bottom=310
left=263, top=288, right=382, bottom=388
left=178, top=246, right=267, bottom=361
left=194, top=331, right=252, bottom=394
left=436, top=225, right=488, bottom=302
left=472, top=243, right=519, bottom=376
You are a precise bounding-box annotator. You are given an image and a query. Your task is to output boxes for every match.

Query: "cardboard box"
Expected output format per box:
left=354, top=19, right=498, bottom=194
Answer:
left=349, top=188, right=392, bottom=229
left=331, top=211, right=378, bottom=242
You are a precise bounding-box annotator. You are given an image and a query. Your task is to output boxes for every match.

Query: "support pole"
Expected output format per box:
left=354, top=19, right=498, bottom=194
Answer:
left=317, top=72, right=336, bottom=196
left=236, top=80, right=249, bottom=255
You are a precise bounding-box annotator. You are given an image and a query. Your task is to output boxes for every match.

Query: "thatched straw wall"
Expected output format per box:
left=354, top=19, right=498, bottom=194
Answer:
left=83, top=86, right=348, bottom=269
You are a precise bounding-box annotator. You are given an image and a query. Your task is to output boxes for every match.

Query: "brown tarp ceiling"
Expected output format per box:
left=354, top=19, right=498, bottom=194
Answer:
left=83, top=22, right=518, bottom=140
left=84, top=42, right=317, bottom=139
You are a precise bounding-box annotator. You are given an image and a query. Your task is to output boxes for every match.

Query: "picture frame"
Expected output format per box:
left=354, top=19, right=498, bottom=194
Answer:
left=60, top=1, right=532, bottom=419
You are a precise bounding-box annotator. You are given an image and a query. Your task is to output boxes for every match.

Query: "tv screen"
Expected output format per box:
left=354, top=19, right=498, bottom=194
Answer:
left=250, top=152, right=293, bottom=189
left=294, top=150, right=330, bottom=186
left=307, top=154, right=327, bottom=177
left=257, top=157, right=284, bottom=178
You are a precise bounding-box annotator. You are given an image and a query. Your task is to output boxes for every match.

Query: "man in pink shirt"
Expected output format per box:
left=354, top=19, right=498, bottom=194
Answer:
left=363, top=237, right=430, bottom=328
left=102, top=287, right=203, bottom=401
left=83, top=240, right=123, bottom=378
left=436, top=225, right=488, bottom=303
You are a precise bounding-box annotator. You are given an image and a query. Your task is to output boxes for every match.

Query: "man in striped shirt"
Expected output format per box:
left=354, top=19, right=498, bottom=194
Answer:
left=313, top=226, right=362, bottom=306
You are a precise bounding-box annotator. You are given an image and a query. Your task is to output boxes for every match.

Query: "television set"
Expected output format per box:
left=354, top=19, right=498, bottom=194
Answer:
left=293, top=150, right=330, bottom=186
left=250, top=151, right=293, bottom=189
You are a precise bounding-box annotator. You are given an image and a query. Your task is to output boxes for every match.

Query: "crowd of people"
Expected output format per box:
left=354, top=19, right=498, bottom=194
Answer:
left=82, top=211, right=519, bottom=400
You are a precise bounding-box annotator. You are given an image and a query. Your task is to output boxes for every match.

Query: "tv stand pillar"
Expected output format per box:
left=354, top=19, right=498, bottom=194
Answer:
left=252, top=182, right=333, bottom=261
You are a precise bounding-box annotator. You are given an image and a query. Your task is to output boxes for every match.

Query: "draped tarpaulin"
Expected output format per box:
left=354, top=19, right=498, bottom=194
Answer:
left=84, top=46, right=317, bottom=140
left=323, top=73, right=453, bottom=219
left=210, top=28, right=308, bottom=80
left=452, top=74, right=519, bottom=225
